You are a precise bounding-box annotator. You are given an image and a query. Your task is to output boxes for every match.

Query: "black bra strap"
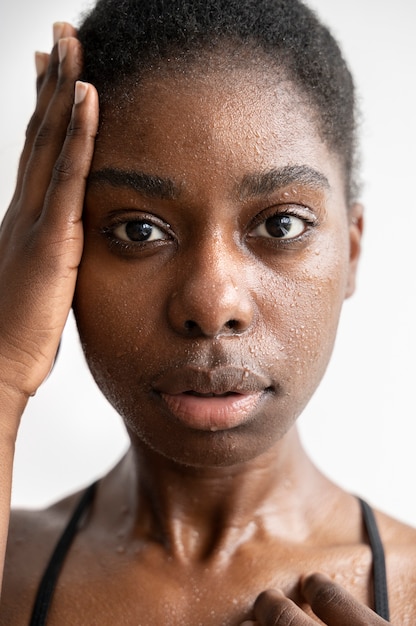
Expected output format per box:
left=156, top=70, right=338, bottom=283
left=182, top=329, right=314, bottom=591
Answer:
left=29, top=481, right=98, bottom=626
left=28, top=487, right=390, bottom=624
left=358, top=498, right=390, bottom=621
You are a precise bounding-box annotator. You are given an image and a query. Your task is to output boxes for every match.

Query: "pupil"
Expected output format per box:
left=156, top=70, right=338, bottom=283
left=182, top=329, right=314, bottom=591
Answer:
left=125, top=221, right=153, bottom=241
left=265, top=215, right=292, bottom=238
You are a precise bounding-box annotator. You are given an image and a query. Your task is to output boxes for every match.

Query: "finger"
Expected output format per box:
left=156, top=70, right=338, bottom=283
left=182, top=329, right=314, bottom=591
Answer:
left=14, top=23, right=77, bottom=198
left=301, top=573, right=389, bottom=626
left=12, top=44, right=59, bottom=201
left=253, top=589, right=316, bottom=626
left=35, top=23, right=77, bottom=111
left=35, top=51, right=50, bottom=93
left=0, top=81, right=99, bottom=395
left=40, top=80, right=99, bottom=235
left=19, top=37, right=84, bottom=217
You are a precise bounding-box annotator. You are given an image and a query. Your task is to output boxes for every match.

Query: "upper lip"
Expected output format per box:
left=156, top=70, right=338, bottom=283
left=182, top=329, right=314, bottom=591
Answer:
left=152, top=366, right=274, bottom=396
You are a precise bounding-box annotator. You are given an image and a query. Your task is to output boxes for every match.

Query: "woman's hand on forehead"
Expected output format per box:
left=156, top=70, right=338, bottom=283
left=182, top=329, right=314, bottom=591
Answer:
left=0, top=22, right=98, bottom=400
left=240, top=573, right=390, bottom=625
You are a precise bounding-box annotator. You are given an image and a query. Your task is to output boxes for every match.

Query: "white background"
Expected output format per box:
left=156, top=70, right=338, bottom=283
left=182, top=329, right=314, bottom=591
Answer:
left=0, top=1, right=415, bottom=524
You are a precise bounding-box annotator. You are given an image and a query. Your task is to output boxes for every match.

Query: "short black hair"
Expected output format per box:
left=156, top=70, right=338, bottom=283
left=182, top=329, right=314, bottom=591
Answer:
left=78, top=0, right=359, bottom=202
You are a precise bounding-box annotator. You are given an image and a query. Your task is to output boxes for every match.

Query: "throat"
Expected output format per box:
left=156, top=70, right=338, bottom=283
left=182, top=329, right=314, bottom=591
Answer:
left=112, top=429, right=328, bottom=563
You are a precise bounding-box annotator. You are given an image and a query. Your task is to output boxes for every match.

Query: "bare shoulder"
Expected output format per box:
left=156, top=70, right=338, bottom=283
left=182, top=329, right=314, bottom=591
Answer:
left=375, top=508, right=416, bottom=624
left=0, top=490, right=84, bottom=625
left=376, top=506, right=416, bottom=550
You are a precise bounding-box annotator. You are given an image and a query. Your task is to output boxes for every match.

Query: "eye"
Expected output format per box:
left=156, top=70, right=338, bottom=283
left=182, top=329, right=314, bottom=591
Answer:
left=112, top=220, right=168, bottom=243
left=251, top=214, right=306, bottom=240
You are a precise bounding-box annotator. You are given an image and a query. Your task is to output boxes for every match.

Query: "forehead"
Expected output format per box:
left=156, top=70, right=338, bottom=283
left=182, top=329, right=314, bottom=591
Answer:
left=92, top=64, right=345, bottom=200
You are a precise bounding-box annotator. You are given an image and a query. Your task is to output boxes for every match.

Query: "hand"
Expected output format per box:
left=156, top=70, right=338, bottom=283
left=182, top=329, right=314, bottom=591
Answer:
left=241, top=573, right=390, bottom=625
left=0, top=23, right=98, bottom=403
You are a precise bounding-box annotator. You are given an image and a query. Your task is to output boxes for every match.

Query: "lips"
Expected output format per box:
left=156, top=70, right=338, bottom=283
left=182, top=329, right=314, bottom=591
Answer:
left=153, top=366, right=273, bottom=431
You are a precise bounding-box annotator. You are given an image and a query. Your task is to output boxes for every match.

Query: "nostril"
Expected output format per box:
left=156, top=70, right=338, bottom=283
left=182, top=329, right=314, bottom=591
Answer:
left=225, top=319, right=238, bottom=330
left=184, top=320, right=198, bottom=331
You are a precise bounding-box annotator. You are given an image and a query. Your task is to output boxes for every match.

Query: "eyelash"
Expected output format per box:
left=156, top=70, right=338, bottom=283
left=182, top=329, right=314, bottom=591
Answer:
left=101, top=205, right=318, bottom=254
left=248, top=206, right=318, bottom=244
left=101, top=214, right=173, bottom=253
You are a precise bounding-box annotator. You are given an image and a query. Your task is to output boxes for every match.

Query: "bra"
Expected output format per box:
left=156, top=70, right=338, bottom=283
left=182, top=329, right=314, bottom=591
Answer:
left=28, top=484, right=390, bottom=624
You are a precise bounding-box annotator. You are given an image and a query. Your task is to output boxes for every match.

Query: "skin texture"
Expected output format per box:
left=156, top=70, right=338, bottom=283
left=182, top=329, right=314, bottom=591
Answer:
left=74, top=64, right=356, bottom=468
left=1, top=23, right=416, bottom=626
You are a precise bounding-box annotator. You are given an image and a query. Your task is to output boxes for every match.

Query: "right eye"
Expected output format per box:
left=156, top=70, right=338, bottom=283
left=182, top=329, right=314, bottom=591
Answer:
left=112, top=220, right=168, bottom=243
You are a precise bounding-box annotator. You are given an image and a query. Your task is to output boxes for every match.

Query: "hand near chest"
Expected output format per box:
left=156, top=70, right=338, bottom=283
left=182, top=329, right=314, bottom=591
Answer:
left=241, top=573, right=389, bottom=625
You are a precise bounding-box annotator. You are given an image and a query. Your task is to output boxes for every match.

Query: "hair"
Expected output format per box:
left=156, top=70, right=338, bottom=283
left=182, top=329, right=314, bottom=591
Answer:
left=78, top=0, right=359, bottom=202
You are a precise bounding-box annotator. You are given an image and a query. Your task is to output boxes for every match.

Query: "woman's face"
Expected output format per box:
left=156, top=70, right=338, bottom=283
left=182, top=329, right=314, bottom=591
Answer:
left=74, top=64, right=361, bottom=467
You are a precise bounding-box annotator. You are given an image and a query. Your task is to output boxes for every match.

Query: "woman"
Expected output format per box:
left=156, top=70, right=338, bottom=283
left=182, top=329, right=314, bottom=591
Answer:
left=0, top=0, right=415, bottom=624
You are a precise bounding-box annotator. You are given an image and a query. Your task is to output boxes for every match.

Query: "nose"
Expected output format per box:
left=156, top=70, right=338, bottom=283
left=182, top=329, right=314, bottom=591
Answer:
left=167, top=236, right=255, bottom=338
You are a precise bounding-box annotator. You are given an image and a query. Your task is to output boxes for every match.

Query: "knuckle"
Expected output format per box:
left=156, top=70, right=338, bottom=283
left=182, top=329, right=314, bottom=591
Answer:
left=255, top=591, right=300, bottom=626
left=271, top=604, right=298, bottom=626
left=52, top=154, right=74, bottom=183
left=67, top=119, right=84, bottom=138
left=25, top=111, right=42, bottom=140
left=33, top=122, right=55, bottom=149
left=308, top=579, right=341, bottom=610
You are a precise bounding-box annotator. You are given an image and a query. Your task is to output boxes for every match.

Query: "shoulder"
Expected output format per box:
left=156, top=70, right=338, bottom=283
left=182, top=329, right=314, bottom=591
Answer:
left=375, top=506, right=416, bottom=553
left=375, top=509, right=416, bottom=625
left=0, top=490, right=83, bottom=625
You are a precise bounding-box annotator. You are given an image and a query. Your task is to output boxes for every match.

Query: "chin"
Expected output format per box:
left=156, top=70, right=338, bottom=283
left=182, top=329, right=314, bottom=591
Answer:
left=124, top=410, right=296, bottom=470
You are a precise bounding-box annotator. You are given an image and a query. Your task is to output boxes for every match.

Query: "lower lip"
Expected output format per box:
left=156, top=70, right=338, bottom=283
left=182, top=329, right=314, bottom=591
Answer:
left=159, top=391, right=263, bottom=431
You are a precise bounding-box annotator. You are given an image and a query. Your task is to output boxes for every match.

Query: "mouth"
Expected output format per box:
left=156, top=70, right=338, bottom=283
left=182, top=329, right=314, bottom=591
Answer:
left=153, top=366, right=273, bottom=432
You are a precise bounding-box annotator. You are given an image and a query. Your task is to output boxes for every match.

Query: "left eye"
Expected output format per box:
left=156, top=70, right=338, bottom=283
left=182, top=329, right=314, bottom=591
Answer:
left=251, top=214, right=306, bottom=240
left=112, top=220, right=167, bottom=243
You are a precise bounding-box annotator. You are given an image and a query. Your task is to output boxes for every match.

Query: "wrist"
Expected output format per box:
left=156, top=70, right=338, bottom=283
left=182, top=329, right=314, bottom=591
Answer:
left=0, top=379, right=30, bottom=442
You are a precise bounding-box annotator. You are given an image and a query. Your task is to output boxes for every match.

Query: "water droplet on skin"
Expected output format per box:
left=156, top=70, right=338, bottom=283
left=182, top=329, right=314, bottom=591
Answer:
left=354, top=564, right=367, bottom=577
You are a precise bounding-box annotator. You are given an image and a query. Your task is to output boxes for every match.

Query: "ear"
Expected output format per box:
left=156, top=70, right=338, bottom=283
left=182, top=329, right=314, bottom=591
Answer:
left=345, top=202, right=364, bottom=299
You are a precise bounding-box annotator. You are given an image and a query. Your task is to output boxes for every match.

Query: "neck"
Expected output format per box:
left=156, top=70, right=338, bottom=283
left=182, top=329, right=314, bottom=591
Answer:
left=101, top=427, right=334, bottom=563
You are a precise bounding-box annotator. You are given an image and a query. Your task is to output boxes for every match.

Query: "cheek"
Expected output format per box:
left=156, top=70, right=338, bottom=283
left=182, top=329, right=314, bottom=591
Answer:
left=259, top=232, right=349, bottom=387
left=73, top=256, right=167, bottom=400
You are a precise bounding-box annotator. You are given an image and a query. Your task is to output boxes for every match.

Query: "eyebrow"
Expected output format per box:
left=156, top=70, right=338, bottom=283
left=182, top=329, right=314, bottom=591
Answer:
left=88, top=168, right=178, bottom=200
left=88, top=164, right=329, bottom=202
left=237, top=165, right=330, bottom=199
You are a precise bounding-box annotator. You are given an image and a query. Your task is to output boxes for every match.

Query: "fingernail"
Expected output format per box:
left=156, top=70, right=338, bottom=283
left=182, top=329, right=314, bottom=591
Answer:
left=53, top=22, right=65, bottom=44
left=74, top=81, right=88, bottom=105
left=35, top=51, right=48, bottom=77
left=58, top=38, right=68, bottom=63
